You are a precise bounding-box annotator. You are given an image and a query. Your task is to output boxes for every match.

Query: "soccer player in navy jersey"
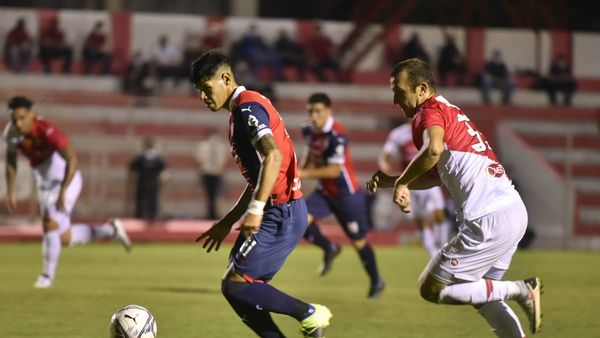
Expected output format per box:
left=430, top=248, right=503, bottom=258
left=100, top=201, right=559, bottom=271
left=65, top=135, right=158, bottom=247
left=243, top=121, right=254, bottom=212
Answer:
left=191, top=50, right=332, bottom=338
left=299, top=93, right=384, bottom=298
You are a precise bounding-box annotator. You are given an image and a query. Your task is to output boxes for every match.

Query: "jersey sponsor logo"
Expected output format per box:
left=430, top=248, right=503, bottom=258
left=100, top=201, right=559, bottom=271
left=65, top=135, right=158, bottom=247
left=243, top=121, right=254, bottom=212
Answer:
left=486, top=163, right=505, bottom=178
left=335, top=144, right=344, bottom=156
left=241, top=106, right=252, bottom=113
left=450, top=258, right=459, bottom=266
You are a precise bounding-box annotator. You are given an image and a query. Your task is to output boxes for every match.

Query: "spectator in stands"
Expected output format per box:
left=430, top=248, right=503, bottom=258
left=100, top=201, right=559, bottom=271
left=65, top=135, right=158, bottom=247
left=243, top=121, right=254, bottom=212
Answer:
left=232, top=24, right=283, bottom=81
left=128, top=137, right=169, bottom=221
left=274, top=29, right=308, bottom=81
left=307, top=25, right=341, bottom=82
left=544, top=55, right=577, bottom=106
left=232, top=59, right=276, bottom=100
left=195, top=131, right=228, bottom=219
left=480, top=50, right=515, bottom=105
left=3, top=17, right=33, bottom=73
left=82, top=21, right=112, bottom=75
left=202, top=22, right=224, bottom=51
left=150, top=35, right=183, bottom=90
left=39, top=17, right=73, bottom=74
left=122, top=51, right=152, bottom=97
left=402, top=33, right=430, bottom=64
left=437, top=33, right=466, bottom=86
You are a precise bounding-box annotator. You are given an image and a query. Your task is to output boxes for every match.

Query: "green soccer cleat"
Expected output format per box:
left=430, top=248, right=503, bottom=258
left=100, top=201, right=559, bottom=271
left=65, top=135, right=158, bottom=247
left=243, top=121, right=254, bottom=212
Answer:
left=300, top=304, right=333, bottom=338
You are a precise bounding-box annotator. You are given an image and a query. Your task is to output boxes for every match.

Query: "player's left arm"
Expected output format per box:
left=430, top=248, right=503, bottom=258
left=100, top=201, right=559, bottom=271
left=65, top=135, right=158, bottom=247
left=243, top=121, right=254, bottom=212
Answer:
left=299, top=163, right=341, bottom=179
left=300, top=134, right=346, bottom=179
left=56, top=145, right=78, bottom=212
left=237, top=133, right=282, bottom=235
left=394, top=126, right=445, bottom=212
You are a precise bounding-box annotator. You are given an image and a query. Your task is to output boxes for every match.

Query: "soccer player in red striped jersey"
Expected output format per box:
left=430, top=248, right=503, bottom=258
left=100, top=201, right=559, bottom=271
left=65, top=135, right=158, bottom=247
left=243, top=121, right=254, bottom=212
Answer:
left=3, top=96, right=131, bottom=288
left=192, top=50, right=331, bottom=338
left=367, top=58, right=542, bottom=337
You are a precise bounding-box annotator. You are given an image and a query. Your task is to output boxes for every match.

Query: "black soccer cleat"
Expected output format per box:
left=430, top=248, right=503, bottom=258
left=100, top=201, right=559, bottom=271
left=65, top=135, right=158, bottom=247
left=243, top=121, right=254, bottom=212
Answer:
left=368, top=279, right=385, bottom=299
left=318, top=244, right=341, bottom=276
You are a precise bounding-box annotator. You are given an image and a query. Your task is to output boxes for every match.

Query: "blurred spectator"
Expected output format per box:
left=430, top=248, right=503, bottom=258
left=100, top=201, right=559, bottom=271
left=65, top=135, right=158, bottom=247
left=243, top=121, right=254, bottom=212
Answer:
left=82, top=21, right=112, bottom=74
left=402, top=33, right=430, bottom=64
left=39, top=18, right=73, bottom=74
left=128, top=137, right=168, bottom=221
left=437, top=33, right=466, bottom=86
left=3, top=18, right=33, bottom=73
left=202, top=22, right=224, bottom=51
left=195, top=131, right=228, bottom=219
left=231, top=24, right=283, bottom=81
left=307, top=25, right=341, bottom=82
left=543, top=55, right=577, bottom=106
left=480, top=50, right=515, bottom=105
left=150, top=35, right=183, bottom=89
left=232, top=59, right=276, bottom=100
left=274, top=29, right=308, bottom=81
left=122, top=51, right=152, bottom=96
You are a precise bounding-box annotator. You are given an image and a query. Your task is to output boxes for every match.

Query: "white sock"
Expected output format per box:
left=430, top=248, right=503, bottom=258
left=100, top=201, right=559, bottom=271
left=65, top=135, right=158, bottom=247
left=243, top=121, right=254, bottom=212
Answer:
left=435, top=219, right=451, bottom=246
left=439, top=279, right=524, bottom=304
left=42, top=230, right=62, bottom=279
left=70, top=224, right=93, bottom=245
left=477, top=301, right=526, bottom=338
left=421, top=227, right=438, bottom=257
left=90, top=222, right=115, bottom=239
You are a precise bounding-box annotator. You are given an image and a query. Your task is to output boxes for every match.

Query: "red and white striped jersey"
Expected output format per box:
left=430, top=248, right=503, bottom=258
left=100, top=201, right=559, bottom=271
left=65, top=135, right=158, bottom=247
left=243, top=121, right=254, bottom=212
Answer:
left=412, top=95, right=520, bottom=221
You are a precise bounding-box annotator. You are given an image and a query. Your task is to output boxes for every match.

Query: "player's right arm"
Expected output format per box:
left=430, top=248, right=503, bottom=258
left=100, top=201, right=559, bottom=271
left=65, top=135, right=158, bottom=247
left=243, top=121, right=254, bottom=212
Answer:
left=5, top=147, right=17, bottom=213
left=195, top=183, right=253, bottom=253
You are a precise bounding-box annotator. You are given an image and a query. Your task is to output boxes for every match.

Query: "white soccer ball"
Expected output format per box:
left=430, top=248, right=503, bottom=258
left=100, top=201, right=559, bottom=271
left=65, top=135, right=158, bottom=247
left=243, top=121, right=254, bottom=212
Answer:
left=109, top=305, right=157, bottom=338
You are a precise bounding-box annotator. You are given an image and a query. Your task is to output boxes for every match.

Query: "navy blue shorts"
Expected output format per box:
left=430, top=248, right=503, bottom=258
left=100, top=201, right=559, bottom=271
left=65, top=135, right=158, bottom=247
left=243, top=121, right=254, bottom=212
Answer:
left=305, top=189, right=370, bottom=240
left=229, top=198, right=308, bottom=282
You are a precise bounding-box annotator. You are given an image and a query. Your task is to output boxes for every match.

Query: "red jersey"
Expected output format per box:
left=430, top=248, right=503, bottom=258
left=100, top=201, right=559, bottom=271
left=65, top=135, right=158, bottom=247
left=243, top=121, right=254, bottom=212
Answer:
left=228, top=86, right=303, bottom=204
left=3, top=117, right=69, bottom=167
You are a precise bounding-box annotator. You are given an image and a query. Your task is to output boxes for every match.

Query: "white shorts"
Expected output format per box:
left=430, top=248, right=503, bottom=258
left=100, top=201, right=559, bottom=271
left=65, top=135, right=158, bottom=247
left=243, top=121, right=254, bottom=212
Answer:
left=421, top=198, right=527, bottom=284
left=410, top=186, right=445, bottom=219
left=37, top=171, right=82, bottom=234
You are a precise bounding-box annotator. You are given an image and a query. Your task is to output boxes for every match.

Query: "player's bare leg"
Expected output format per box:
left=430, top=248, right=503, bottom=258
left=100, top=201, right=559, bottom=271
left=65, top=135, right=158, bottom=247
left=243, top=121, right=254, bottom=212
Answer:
left=432, top=209, right=451, bottom=247
left=415, top=217, right=438, bottom=257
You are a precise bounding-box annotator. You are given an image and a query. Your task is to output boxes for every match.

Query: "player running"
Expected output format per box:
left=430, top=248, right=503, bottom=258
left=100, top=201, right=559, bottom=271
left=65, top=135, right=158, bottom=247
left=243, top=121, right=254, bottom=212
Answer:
left=192, top=50, right=332, bottom=338
left=299, top=93, right=384, bottom=298
left=367, top=59, right=542, bottom=337
left=3, top=96, right=131, bottom=289
left=378, top=120, right=451, bottom=256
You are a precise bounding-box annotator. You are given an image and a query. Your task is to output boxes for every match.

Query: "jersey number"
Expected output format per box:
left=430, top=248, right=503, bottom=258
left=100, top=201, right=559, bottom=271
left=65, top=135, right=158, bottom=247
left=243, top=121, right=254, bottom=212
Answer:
left=457, top=114, right=491, bottom=152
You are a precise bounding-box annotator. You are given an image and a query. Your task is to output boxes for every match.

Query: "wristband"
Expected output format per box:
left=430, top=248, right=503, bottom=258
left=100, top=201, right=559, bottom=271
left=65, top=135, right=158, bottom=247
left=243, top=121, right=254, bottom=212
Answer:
left=247, top=199, right=266, bottom=215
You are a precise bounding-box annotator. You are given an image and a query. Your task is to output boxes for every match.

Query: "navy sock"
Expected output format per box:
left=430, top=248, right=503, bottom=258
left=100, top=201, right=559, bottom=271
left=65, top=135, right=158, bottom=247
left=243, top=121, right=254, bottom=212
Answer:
left=222, top=291, right=284, bottom=338
left=357, top=244, right=381, bottom=284
left=222, top=280, right=313, bottom=322
left=304, top=222, right=333, bottom=252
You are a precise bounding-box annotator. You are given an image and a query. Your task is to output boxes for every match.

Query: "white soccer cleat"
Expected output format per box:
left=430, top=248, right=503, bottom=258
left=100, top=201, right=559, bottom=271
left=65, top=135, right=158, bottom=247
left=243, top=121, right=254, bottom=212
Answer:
left=34, top=274, right=53, bottom=289
left=111, top=218, right=132, bottom=252
left=516, top=277, right=543, bottom=334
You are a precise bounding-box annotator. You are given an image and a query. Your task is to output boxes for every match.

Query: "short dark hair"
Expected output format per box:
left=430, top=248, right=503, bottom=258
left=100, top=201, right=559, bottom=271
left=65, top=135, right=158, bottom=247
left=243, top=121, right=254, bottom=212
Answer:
left=190, top=49, right=230, bottom=84
left=8, top=96, right=33, bottom=110
left=390, top=58, right=437, bottom=91
left=307, top=93, right=332, bottom=107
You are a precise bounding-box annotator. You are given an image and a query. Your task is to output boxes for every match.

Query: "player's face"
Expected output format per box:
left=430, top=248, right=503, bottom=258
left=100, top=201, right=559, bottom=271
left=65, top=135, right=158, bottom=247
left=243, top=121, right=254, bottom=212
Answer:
left=390, top=71, right=421, bottom=118
left=11, top=107, right=34, bottom=135
left=307, top=102, right=331, bottom=129
left=195, top=72, right=231, bottom=111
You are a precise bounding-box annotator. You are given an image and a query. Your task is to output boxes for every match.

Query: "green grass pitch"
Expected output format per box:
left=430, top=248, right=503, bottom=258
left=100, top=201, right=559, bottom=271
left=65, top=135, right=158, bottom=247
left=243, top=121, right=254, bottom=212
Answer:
left=1, top=243, right=599, bottom=337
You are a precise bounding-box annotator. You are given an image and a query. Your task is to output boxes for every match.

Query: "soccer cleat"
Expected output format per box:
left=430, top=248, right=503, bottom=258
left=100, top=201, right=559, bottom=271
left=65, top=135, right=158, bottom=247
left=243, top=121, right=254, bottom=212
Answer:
left=318, top=244, right=341, bottom=276
left=34, top=274, right=53, bottom=288
left=516, top=277, right=543, bottom=334
left=300, top=304, right=333, bottom=338
left=368, top=279, right=385, bottom=299
left=111, top=218, right=132, bottom=252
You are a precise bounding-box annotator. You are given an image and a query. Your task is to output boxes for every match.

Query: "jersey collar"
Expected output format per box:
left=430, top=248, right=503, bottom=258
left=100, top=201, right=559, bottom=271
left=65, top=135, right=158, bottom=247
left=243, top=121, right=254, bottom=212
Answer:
left=318, top=116, right=334, bottom=133
left=228, top=86, right=247, bottom=112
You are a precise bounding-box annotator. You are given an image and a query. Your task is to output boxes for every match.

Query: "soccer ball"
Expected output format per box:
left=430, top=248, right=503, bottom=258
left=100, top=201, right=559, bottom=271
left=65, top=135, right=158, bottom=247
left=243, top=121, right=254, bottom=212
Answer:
left=109, top=305, right=157, bottom=338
